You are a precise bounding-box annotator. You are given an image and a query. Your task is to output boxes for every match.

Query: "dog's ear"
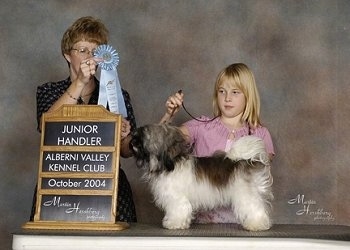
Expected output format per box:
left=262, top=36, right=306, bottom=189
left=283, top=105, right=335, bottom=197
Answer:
left=130, top=128, right=150, bottom=169
left=159, top=127, right=190, bottom=171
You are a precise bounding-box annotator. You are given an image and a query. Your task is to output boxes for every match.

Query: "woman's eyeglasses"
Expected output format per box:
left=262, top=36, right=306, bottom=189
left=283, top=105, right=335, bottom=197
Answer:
left=71, top=47, right=96, bottom=57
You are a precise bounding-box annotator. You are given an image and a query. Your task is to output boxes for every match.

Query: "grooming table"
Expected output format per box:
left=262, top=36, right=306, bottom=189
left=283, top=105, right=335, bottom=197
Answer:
left=13, top=223, right=350, bottom=250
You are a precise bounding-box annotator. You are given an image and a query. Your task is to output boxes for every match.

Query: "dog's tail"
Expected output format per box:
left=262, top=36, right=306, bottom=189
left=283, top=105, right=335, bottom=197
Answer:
left=226, top=136, right=269, bottom=165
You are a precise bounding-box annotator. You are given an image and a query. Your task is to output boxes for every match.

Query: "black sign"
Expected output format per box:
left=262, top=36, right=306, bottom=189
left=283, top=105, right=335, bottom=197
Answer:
left=23, top=106, right=126, bottom=230
left=41, top=178, right=113, bottom=190
left=42, top=151, right=113, bottom=173
left=40, top=195, right=112, bottom=222
left=44, top=121, right=116, bottom=146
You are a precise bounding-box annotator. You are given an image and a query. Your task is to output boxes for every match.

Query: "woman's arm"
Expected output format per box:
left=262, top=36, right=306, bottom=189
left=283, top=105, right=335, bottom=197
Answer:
left=120, top=135, right=133, bottom=158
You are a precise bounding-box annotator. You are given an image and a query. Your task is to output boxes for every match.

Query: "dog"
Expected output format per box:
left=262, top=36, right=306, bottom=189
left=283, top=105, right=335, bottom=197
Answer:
left=130, top=124, right=273, bottom=231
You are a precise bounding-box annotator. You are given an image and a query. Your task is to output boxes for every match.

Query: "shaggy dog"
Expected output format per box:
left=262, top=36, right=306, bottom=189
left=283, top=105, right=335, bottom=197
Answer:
left=130, top=124, right=273, bottom=231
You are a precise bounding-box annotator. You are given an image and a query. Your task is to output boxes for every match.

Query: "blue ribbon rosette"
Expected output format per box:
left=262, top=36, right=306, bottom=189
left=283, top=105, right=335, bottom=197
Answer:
left=94, top=44, right=127, bottom=117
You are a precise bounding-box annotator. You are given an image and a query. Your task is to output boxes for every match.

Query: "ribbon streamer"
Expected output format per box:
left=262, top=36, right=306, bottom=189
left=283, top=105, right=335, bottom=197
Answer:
left=94, top=44, right=127, bottom=117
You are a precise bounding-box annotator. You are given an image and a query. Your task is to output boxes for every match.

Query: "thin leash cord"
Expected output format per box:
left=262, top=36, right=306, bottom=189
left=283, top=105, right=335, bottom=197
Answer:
left=169, top=89, right=218, bottom=123
left=181, top=102, right=218, bottom=122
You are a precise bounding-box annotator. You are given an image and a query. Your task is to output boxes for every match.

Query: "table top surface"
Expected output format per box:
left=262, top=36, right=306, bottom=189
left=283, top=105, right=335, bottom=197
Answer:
left=14, top=223, right=350, bottom=241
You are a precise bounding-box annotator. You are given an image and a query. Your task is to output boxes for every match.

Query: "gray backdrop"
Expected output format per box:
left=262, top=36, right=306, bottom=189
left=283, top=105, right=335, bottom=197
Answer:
left=1, top=0, right=349, bottom=249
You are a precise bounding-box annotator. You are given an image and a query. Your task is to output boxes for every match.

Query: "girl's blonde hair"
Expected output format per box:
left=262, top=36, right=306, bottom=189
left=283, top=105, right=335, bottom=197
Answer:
left=61, top=16, right=109, bottom=57
left=212, top=63, right=261, bottom=128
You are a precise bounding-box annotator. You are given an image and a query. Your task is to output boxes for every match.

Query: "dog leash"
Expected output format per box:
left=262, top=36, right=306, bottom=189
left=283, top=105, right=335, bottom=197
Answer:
left=177, top=90, right=252, bottom=135
left=175, top=90, right=218, bottom=123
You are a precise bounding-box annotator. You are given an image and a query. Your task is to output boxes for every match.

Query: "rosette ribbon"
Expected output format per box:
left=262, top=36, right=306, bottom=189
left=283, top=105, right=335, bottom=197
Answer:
left=94, top=44, right=127, bottom=117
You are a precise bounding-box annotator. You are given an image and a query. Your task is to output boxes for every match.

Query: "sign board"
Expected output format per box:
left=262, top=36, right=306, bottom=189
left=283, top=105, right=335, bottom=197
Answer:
left=23, top=105, right=128, bottom=230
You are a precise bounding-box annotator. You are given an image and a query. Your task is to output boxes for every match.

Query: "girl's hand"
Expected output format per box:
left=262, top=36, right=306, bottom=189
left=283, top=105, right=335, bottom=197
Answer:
left=165, top=90, right=184, bottom=116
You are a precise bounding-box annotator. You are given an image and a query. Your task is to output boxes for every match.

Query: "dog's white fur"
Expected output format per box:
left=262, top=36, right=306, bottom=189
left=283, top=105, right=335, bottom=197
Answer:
left=130, top=124, right=273, bottom=231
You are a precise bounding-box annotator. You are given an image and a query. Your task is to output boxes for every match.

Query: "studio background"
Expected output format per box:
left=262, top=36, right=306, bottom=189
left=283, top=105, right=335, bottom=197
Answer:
left=1, top=0, right=349, bottom=249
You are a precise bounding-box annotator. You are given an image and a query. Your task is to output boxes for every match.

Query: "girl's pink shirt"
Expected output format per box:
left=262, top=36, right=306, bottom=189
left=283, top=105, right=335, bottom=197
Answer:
left=183, top=116, right=275, bottom=157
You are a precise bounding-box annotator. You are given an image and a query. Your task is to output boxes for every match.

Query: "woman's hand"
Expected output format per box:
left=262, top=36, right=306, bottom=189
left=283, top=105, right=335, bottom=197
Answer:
left=120, top=119, right=133, bottom=158
left=76, top=58, right=101, bottom=86
left=121, top=118, right=131, bottom=139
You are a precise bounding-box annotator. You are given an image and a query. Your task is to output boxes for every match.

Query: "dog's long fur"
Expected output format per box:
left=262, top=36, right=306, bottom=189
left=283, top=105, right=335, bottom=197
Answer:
left=130, top=124, right=273, bottom=231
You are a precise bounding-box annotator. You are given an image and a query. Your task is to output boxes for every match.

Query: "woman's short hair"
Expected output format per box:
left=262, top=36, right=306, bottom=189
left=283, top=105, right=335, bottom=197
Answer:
left=61, top=16, right=109, bottom=56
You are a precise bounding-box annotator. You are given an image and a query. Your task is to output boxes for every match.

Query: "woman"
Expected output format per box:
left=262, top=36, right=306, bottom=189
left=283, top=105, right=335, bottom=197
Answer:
left=32, top=16, right=137, bottom=222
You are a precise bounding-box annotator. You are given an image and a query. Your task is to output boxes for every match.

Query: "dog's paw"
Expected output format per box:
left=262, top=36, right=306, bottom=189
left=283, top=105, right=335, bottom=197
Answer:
left=162, top=216, right=191, bottom=229
left=241, top=213, right=272, bottom=231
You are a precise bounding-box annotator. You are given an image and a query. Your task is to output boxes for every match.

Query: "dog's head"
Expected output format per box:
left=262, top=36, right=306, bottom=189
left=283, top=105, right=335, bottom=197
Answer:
left=130, top=124, right=191, bottom=173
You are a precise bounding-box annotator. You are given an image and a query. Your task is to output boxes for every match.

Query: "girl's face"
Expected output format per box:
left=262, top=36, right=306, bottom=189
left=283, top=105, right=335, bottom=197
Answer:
left=64, top=40, right=98, bottom=79
left=217, top=81, right=246, bottom=119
